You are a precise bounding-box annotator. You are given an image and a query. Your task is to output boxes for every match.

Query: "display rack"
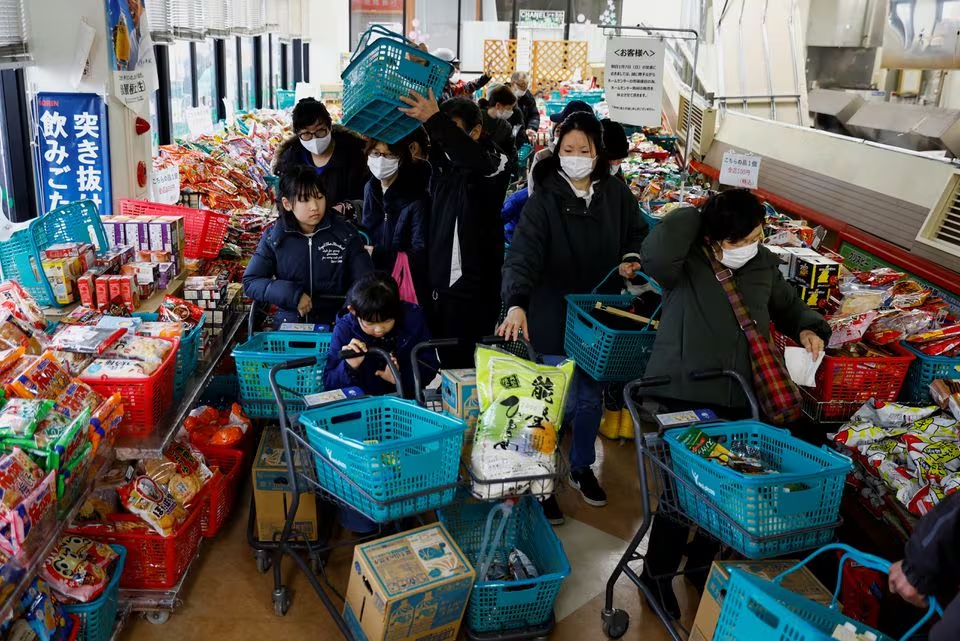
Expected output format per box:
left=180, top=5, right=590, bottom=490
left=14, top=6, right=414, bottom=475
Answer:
left=0, top=449, right=115, bottom=622
left=114, top=310, right=245, bottom=460
left=42, top=273, right=188, bottom=322
left=108, top=604, right=131, bottom=640
left=118, top=550, right=200, bottom=625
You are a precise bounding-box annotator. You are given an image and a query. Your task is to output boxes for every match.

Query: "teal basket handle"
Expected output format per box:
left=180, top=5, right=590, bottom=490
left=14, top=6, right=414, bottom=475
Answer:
left=772, top=543, right=942, bottom=641
left=590, top=266, right=662, bottom=295
left=352, top=25, right=419, bottom=63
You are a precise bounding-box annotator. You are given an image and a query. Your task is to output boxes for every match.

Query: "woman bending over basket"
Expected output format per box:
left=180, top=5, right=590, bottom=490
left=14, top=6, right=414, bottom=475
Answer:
left=636, top=189, right=831, bottom=618
left=497, top=111, right=648, bottom=525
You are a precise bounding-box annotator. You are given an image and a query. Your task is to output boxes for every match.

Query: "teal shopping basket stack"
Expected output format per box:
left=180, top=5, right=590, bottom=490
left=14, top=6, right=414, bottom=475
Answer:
left=62, top=544, right=126, bottom=641
left=341, top=25, right=452, bottom=143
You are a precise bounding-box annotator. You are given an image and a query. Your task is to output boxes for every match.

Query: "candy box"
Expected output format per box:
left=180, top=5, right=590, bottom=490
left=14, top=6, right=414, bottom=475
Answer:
left=790, top=249, right=840, bottom=288
left=41, top=257, right=83, bottom=305
left=95, top=276, right=112, bottom=312
left=108, top=275, right=140, bottom=313
left=124, top=219, right=150, bottom=251
left=157, top=262, right=174, bottom=291
left=77, top=267, right=108, bottom=309
left=795, top=284, right=832, bottom=311
left=101, top=216, right=126, bottom=248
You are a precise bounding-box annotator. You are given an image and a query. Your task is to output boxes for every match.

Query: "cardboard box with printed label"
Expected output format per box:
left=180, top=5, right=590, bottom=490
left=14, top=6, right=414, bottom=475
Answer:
left=441, top=369, right=478, bottom=431
left=689, top=560, right=834, bottom=641
left=252, top=427, right=319, bottom=542
left=344, top=523, right=474, bottom=641
left=786, top=247, right=840, bottom=288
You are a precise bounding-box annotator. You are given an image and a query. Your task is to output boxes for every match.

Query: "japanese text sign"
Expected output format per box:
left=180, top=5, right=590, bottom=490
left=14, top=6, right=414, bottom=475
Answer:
left=719, top=151, right=761, bottom=189
left=34, top=93, right=112, bottom=215
left=604, top=37, right=665, bottom=127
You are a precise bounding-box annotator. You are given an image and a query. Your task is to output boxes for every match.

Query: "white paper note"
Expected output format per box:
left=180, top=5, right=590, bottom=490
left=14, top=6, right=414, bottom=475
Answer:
left=785, top=346, right=825, bottom=387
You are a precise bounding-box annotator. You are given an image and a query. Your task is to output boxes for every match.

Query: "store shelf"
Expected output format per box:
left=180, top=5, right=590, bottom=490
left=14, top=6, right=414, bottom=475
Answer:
left=42, top=273, right=187, bottom=321
left=0, top=449, right=115, bottom=622
left=114, top=309, right=244, bottom=460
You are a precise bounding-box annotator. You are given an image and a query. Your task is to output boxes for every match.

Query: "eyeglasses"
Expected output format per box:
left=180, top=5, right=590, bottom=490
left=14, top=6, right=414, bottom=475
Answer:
left=298, top=127, right=330, bottom=141
left=369, top=151, right=398, bottom=160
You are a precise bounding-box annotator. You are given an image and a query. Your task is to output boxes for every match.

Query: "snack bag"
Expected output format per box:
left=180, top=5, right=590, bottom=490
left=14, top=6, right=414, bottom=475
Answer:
left=49, top=351, right=95, bottom=378
left=8, top=352, right=71, bottom=400
left=119, top=476, right=188, bottom=537
left=877, top=459, right=920, bottom=506
left=40, top=535, right=118, bottom=603
left=159, top=295, right=204, bottom=327
left=0, top=448, right=44, bottom=517
left=851, top=399, right=938, bottom=429
left=904, top=415, right=959, bottom=442
left=102, top=335, right=173, bottom=366
left=858, top=438, right=907, bottom=469
left=18, top=579, right=72, bottom=641
left=136, top=321, right=183, bottom=338
left=0, top=282, right=47, bottom=333
left=51, top=381, right=102, bottom=422
left=80, top=358, right=155, bottom=378
left=890, top=280, right=931, bottom=309
left=141, top=441, right=213, bottom=506
left=89, top=393, right=123, bottom=451
left=864, top=310, right=934, bottom=346
left=908, top=483, right=945, bottom=517
left=829, top=420, right=902, bottom=448
left=827, top=312, right=879, bottom=349
left=0, top=399, right=55, bottom=438
left=0, top=343, right=26, bottom=376
left=904, top=434, right=960, bottom=483
left=854, top=268, right=905, bottom=287
left=50, top=326, right=125, bottom=356
left=0, top=310, right=50, bottom=355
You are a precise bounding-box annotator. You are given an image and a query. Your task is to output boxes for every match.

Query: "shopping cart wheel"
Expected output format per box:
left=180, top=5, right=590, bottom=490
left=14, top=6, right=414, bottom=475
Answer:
left=145, top=611, right=170, bottom=625
left=273, top=587, right=290, bottom=617
left=601, top=609, right=629, bottom=639
left=255, top=550, right=272, bottom=574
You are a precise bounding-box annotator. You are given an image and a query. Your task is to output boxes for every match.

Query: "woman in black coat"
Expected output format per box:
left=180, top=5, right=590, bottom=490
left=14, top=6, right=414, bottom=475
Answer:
left=273, top=98, right=369, bottom=209
left=498, top=112, right=648, bottom=523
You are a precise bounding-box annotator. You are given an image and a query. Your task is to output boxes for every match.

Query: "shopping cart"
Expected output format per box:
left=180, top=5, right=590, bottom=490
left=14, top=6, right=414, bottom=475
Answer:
left=601, top=369, right=850, bottom=641
left=265, top=345, right=467, bottom=629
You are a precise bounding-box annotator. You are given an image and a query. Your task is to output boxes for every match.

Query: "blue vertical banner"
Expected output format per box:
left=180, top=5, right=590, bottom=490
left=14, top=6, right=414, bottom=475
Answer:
left=34, top=92, right=113, bottom=215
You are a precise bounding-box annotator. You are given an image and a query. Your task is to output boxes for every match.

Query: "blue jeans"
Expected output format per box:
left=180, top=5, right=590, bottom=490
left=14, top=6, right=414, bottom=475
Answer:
left=542, top=356, right=604, bottom=473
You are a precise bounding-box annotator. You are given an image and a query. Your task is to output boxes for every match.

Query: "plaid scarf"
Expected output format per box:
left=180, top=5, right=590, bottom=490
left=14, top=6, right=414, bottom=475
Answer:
left=703, top=247, right=802, bottom=424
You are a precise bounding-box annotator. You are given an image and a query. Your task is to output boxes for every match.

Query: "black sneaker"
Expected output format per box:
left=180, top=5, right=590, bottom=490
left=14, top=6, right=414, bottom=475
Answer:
left=638, top=571, right=681, bottom=620
left=569, top=468, right=608, bottom=507
left=539, top=495, right=565, bottom=526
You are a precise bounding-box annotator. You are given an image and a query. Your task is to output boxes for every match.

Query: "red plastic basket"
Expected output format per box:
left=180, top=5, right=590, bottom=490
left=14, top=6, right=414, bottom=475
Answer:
left=772, top=328, right=913, bottom=403
left=197, top=447, right=243, bottom=538
left=80, top=337, right=180, bottom=437
left=68, top=484, right=208, bottom=590
left=118, top=198, right=230, bottom=259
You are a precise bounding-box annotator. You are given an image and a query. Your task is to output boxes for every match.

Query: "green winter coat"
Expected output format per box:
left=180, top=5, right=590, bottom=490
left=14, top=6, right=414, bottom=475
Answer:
left=641, top=206, right=831, bottom=410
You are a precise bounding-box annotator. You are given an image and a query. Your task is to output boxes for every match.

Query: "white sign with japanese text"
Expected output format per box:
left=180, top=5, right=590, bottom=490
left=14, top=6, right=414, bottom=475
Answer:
left=604, top=37, right=665, bottom=127
left=719, top=151, right=761, bottom=189
left=151, top=165, right=180, bottom=205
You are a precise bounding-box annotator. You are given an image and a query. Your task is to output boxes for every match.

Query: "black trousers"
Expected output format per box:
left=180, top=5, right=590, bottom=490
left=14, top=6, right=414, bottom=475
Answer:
left=429, top=288, right=501, bottom=369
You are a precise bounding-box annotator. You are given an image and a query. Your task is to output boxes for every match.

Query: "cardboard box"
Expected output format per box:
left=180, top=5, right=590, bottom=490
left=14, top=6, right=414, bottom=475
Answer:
left=95, top=276, right=112, bottom=311
left=787, top=248, right=840, bottom=288
left=124, top=219, right=149, bottom=251
left=795, top=284, right=832, bottom=311
left=441, top=369, right=478, bottom=430
left=344, top=524, right=474, bottom=641
left=691, top=560, right=833, bottom=641
left=253, top=427, right=319, bottom=542
left=41, top=257, right=83, bottom=305
left=101, top=216, right=126, bottom=247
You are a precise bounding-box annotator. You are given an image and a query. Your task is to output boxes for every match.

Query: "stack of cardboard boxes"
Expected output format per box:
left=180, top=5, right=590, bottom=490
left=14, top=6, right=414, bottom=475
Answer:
left=183, top=271, right=241, bottom=356
left=767, top=246, right=841, bottom=311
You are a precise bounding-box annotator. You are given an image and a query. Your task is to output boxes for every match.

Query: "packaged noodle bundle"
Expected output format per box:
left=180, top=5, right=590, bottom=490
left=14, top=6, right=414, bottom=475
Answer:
left=41, top=535, right=119, bottom=603
left=141, top=441, right=213, bottom=506
left=470, top=346, right=574, bottom=499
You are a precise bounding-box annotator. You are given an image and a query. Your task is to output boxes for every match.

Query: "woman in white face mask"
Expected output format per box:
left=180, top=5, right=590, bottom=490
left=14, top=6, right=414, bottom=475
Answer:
left=498, top=111, right=649, bottom=524
left=359, top=139, right=430, bottom=305
left=273, top=98, right=370, bottom=213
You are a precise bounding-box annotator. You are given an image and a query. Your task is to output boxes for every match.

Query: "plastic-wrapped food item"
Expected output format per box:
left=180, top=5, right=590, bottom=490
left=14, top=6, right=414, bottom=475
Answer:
left=929, top=380, right=960, bottom=420
left=838, top=289, right=888, bottom=315
left=904, top=433, right=960, bottom=482
left=508, top=548, right=539, bottom=580
left=917, top=336, right=960, bottom=356
left=18, top=578, right=72, bottom=641
left=181, top=403, right=250, bottom=448
left=890, top=280, right=931, bottom=309
left=0, top=448, right=44, bottom=517
left=942, top=472, right=960, bottom=495
left=0, top=281, right=47, bottom=333
left=102, top=334, right=173, bottom=367
left=908, top=483, right=945, bottom=517
left=51, top=380, right=102, bottom=422
left=850, top=399, right=938, bottom=429
left=877, top=460, right=921, bottom=505
left=0, top=399, right=55, bottom=438
left=858, top=438, right=907, bottom=468
left=0, top=343, right=26, bottom=375
left=827, top=311, right=879, bottom=348
left=49, top=351, right=94, bottom=378
left=80, top=358, right=156, bottom=378
left=142, top=441, right=213, bottom=506
left=40, top=535, right=118, bottom=603
left=89, top=393, right=123, bottom=450
left=853, top=268, right=905, bottom=287
left=906, top=322, right=960, bottom=344
left=0, top=311, right=50, bottom=355
left=50, top=326, right=125, bottom=355
left=136, top=321, right=183, bottom=338
left=6, top=409, right=90, bottom=474
left=904, top=415, right=958, bottom=442
left=864, top=310, right=934, bottom=346
left=8, top=352, right=71, bottom=400
left=159, top=295, right=204, bottom=326
left=119, top=476, right=188, bottom=537
left=58, top=307, right=102, bottom=327
left=829, top=420, right=896, bottom=448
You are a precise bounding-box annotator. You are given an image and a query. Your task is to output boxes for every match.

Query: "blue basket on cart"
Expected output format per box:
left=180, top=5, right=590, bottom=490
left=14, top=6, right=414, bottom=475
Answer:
left=0, top=200, right=108, bottom=307
left=664, top=422, right=852, bottom=559
left=897, top=341, right=960, bottom=404
left=563, top=270, right=661, bottom=382
left=437, top=495, right=570, bottom=634
left=134, top=312, right=204, bottom=399
left=341, top=25, right=452, bottom=144
left=300, top=396, right=467, bottom=522
left=62, top=544, right=126, bottom=641
left=715, top=545, right=941, bottom=641
left=232, top=331, right=331, bottom=419
left=567, top=89, right=604, bottom=104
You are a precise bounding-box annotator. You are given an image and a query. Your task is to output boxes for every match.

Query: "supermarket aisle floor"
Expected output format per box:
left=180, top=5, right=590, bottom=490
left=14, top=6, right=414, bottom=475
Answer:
left=120, top=437, right=701, bottom=641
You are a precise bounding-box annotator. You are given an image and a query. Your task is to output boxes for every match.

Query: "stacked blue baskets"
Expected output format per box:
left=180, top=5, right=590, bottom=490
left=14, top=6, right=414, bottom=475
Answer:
left=341, top=26, right=452, bottom=144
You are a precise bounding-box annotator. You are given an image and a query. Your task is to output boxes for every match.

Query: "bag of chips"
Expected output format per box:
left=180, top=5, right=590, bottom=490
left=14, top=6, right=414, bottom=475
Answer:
left=18, top=579, right=72, bottom=641
left=851, top=399, right=938, bottom=429
left=141, top=441, right=213, bottom=507
left=0, top=448, right=44, bottom=517
left=904, top=434, right=960, bottom=483
left=877, top=459, right=921, bottom=506
left=8, top=352, right=71, bottom=400
left=119, top=476, right=188, bottom=537
left=40, top=535, right=119, bottom=603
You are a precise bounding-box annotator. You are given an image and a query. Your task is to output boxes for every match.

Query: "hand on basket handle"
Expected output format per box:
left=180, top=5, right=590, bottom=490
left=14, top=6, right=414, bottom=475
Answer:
left=342, top=339, right=368, bottom=370
left=398, top=89, right=439, bottom=123
left=889, top=561, right=928, bottom=610
left=619, top=261, right=641, bottom=279
left=497, top=308, right=529, bottom=343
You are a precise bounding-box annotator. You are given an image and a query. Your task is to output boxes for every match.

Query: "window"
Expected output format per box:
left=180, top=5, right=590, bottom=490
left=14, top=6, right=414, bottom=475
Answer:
left=350, top=0, right=405, bottom=50
left=168, top=41, right=195, bottom=139
left=225, top=36, right=240, bottom=111
left=240, top=37, right=256, bottom=111
left=0, top=70, right=34, bottom=222
left=0, top=0, right=31, bottom=66
left=260, top=36, right=271, bottom=108
left=274, top=38, right=285, bottom=91
left=196, top=39, right=216, bottom=120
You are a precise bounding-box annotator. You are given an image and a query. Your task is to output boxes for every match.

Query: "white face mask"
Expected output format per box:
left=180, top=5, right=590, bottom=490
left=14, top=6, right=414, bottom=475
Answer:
left=301, top=133, right=331, bottom=155
left=719, top=241, right=759, bottom=270
left=449, top=71, right=461, bottom=84
left=609, top=163, right=620, bottom=176
left=559, top=155, right=596, bottom=180
left=513, top=89, right=525, bottom=98
left=368, top=155, right=400, bottom=181
left=494, top=109, right=511, bottom=120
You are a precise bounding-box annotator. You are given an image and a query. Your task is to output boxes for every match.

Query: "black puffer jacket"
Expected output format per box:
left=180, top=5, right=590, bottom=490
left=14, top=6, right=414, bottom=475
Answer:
left=641, top=206, right=831, bottom=409
left=273, top=127, right=369, bottom=207
left=502, top=168, right=647, bottom=356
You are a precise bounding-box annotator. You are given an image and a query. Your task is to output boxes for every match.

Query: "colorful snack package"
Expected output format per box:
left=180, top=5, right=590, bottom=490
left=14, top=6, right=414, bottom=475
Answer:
left=864, top=309, right=934, bottom=345
left=49, top=351, right=95, bottom=378
left=0, top=343, right=26, bottom=376
left=89, top=393, right=123, bottom=450
left=907, top=483, right=944, bottom=517
left=0, top=399, right=55, bottom=438
left=141, top=441, right=213, bottom=506
left=0, top=448, right=44, bottom=517
left=827, top=311, right=879, bottom=349
left=80, top=358, right=156, bottom=378
left=136, top=321, right=183, bottom=338
left=40, top=535, right=118, bottom=603
left=9, top=352, right=71, bottom=400
left=57, top=307, right=103, bottom=327
left=0, top=281, right=47, bottom=333
left=119, top=476, right=187, bottom=537
left=942, top=472, right=960, bottom=495
left=851, top=399, right=938, bottom=429
left=854, top=268, right=905, bottom=287
left=159, top=295, right=204, bottom=326
left=877, top=459, right=921, bottom=506
left=50, top=326, right=126, bottom=356
left=890, top=280, right=931, bottom=309
left=904, top=415, right=959, bottom=442
left=929, top=379, right=960, bottom=409
left=103, top=335, right=173, bottom=365
left=918, top=337, right=960, bottom=357
left=51, top=381, right=102, bottom=422
left=829, top=420, right=897, bottom=448
left=18, top=578, right=72, bottom=641
left=858, top=438, right=907, bottom=468
left=904, top=434, right=960, bottom=483
left=907, top=322, right=960, bottom=344
left=0, top=310, right=50, bottom=355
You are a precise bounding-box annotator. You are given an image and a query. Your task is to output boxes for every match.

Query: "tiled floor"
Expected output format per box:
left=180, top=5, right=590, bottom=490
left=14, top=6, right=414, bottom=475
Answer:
left=120, top=437, right=702, bottom=640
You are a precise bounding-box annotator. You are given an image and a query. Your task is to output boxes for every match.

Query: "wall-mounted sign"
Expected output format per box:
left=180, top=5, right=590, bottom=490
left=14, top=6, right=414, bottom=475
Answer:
left=604, top=37, right=664, bottom=127
left=518, top=10, right=565, bottom=28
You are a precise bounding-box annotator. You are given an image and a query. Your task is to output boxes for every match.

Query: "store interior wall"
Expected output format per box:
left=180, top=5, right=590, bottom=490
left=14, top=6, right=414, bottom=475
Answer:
left=23, top=0, right=150, bottom=211
left=310, top=0, right=349, bottom=87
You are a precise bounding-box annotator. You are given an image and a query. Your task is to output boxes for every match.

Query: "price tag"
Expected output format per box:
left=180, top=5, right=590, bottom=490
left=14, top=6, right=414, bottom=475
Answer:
left=719, top=151, right=761, bottom=189
left=184, top=106, right=214, bottom=138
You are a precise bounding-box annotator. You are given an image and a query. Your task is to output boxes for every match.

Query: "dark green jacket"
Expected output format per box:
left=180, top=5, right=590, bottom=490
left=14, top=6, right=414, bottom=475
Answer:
left=641, top=206, right=831, bottom=410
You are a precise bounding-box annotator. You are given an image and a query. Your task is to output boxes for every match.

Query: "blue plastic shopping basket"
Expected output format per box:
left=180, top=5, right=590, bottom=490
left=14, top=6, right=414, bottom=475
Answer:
left=62, top=544, right=126, bottom=641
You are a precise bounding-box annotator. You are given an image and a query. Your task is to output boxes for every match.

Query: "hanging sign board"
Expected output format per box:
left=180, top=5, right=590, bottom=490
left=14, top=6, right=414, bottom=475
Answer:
left=719, top=151, right=761, bottom=189
left=518, top=10, right=565, bottom=28
left=151, top=165, right=180, bottom=205
left=34, top=93, right=113, bottom=214
left=184, top=107, right=214, bottom=138
left=604, top=37, right=664, bottom=127
left=105, top=0, right=157, bottom=114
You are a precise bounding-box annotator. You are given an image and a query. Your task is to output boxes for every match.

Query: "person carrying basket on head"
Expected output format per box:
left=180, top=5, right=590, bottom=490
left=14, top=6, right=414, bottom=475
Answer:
left=635, top=188, right=831, bottom=619
left=497, top=111, right=648, bottom=525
